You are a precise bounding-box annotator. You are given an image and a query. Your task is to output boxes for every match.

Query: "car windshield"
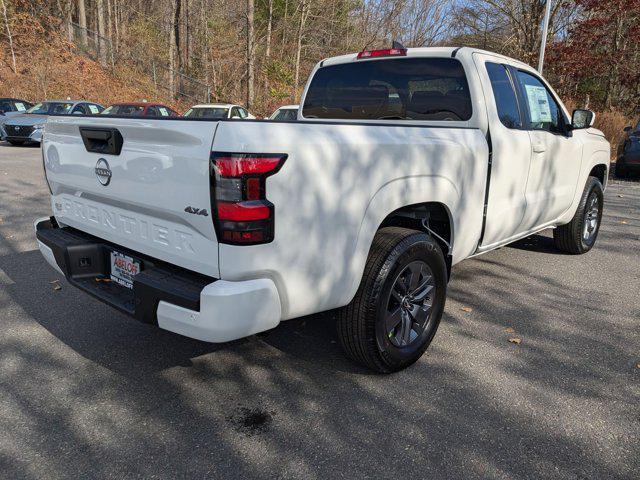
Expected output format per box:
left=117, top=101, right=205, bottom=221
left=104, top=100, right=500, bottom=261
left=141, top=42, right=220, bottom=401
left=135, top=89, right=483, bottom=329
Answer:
left=183, top=107, right=229, bottom=119
left=271, top=108, right=298, bottom=121
left=101, top=105, right=146, bottom=116
left=302, top=57, right=472, bottom=121
left=0, top=99, right=29, bottom=113
left=26, top=102, right=74, bottom=115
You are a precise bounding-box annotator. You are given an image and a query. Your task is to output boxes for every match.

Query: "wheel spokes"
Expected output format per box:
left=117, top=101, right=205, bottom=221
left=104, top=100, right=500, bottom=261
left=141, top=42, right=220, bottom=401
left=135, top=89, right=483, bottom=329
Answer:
left=384, top=260, right=436, bottom=348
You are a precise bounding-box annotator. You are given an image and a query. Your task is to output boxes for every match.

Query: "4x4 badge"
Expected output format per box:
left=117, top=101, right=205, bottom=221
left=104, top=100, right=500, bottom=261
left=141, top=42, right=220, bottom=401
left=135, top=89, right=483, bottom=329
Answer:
left=184, top=206, right=209, bottom=216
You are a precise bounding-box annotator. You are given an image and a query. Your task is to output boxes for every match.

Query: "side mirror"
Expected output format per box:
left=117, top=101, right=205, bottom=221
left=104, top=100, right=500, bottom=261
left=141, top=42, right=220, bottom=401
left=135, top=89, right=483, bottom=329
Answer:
left=623, top=126, right=632, bottom=132
left=571, top=109, right=595, bottom=130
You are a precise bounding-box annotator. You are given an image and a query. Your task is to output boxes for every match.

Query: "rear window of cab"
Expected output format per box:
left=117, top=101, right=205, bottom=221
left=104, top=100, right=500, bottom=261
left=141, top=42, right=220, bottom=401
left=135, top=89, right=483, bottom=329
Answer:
left=302, top=57, right=472, bottom=122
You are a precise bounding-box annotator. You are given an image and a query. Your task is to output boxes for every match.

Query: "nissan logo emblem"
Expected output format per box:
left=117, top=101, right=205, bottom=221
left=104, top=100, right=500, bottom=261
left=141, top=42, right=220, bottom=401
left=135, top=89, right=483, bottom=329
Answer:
left=95, top=158, right=112, bottom=186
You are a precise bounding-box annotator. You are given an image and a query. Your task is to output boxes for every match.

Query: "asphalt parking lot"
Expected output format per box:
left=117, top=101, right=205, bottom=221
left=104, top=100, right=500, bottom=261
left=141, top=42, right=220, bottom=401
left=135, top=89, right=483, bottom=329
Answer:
left=0, top=143, right=638, bottom=479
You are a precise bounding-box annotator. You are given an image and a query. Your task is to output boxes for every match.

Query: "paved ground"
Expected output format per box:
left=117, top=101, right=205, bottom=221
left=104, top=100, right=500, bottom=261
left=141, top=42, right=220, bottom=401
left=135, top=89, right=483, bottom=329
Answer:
left=0, top=143, right=638, bottom=479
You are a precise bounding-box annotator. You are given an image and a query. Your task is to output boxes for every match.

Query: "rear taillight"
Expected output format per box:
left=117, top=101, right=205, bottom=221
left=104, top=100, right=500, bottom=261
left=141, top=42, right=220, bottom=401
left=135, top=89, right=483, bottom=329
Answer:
left=210, top=152, right=287, bottom=245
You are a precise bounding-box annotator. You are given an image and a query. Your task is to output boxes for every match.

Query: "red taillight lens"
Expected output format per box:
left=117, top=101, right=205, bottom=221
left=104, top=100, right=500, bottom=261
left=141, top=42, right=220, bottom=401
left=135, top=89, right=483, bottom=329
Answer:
left=215, top=156, right=283, bottom=176
left=210, top=152, right=287, bottom=245
left=217, top=201, right=271, bottom=221
left=357, top=48, right=407, bottom=59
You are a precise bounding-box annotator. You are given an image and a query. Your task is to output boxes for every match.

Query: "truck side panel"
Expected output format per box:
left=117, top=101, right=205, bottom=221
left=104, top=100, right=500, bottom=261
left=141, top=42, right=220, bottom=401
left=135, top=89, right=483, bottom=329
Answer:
left=212, top=121, right=488, bottom=320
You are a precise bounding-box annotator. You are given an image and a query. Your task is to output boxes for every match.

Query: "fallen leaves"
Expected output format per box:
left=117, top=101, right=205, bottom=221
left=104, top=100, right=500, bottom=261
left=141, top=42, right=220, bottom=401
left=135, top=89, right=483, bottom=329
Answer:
left=95, top=277, right=111, bottom=282
left=504, top=327, right=515, bottom=334
left=50, top=279, right=61, bottom=291
left=508, top=337, right=522, bottom=345
left=461, top=306, right=473, bottom=313
left=621, top=220, right=628, bottom=225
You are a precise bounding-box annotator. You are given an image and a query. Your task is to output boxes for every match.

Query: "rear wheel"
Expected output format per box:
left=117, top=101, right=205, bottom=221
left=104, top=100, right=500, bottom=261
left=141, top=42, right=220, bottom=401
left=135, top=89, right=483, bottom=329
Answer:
left=553, top=176, right=603, bottom=254
left=337, top=227, right=447, bottom=373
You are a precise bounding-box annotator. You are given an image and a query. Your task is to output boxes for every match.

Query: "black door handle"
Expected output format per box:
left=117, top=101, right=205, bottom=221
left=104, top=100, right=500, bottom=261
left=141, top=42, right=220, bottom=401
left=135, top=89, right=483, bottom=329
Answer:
left=79, top=127, right=124, bottom=155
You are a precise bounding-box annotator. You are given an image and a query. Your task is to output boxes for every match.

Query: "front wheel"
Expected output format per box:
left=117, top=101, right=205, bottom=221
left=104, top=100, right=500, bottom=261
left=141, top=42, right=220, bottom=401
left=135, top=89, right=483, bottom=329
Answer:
left=553, top=176, right=604, bottom=254
left=337, top=227, right=447, bottom=373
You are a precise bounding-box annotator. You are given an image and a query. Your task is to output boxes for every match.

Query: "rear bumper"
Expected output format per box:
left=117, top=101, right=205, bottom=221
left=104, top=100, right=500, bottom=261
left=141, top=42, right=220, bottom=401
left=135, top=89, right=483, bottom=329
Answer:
left=34, top=217, right=281, bottom=342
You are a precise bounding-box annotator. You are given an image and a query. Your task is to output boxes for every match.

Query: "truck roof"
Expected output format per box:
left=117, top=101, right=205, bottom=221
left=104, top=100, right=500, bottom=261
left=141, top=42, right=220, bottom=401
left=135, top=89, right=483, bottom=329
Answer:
left=320, top=46, right=531, bottom=70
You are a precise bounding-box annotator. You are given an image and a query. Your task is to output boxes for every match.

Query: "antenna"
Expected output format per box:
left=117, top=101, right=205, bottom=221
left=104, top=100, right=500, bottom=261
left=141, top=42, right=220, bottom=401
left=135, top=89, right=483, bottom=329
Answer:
left=392, top=40, right=405, bottom=50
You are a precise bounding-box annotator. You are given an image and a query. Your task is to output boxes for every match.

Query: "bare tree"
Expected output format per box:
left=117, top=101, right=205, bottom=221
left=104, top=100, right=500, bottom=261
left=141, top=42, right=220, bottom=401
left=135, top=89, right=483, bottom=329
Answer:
left=96, top=0, right=107, bottom=66
left=265, top=0, right=273, bottom=58
left=77, top=0, right=87, bottom=46
left=247, top=0, right=255, bottom=109
left=293, top=0, right=310, bottom=96
left=0, top=0, right=16, bottom=73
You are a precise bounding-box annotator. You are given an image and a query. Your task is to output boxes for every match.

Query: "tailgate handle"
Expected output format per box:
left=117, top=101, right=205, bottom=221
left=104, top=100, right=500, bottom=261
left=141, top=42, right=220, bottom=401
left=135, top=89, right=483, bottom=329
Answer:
left=79, top=127, right=124, bottom=155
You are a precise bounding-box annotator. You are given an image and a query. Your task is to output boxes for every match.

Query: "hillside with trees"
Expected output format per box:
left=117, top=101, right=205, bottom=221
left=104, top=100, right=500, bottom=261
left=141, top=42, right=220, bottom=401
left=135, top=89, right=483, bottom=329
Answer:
left=1, top=0, right=638, bottom=144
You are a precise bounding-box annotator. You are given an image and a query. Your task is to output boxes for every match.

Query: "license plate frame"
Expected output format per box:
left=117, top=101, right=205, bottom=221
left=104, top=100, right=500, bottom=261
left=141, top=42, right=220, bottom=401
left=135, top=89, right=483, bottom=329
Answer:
left=109, top=250, right=142, bottom=289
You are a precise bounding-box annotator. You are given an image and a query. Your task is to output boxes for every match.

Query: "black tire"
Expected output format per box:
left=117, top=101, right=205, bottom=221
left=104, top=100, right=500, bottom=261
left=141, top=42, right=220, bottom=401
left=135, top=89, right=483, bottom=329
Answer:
left=553, top=176, right=603, bottom=254
left=337, top=227, right=447, bottom=373
left=7, top=140, right=25, bottom=146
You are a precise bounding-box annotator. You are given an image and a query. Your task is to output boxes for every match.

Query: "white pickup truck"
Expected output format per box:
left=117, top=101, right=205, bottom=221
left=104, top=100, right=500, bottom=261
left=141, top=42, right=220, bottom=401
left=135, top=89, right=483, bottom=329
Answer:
left=35, top=47, right=610, bottom=373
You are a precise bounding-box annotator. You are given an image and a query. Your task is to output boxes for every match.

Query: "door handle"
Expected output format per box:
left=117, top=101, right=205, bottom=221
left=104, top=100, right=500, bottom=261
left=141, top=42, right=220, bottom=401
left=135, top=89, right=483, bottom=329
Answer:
left=79, top=127, right=124, bottom=155
left=532, top=142, right=546, bottom=153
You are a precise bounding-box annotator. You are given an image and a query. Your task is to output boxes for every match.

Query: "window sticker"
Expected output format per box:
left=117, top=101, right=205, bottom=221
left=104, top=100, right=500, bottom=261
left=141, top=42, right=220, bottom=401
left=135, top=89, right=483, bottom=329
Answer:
left=15, top=102, right=26, bottom=111
left=524, top=85, right=552, bottom=123
left=159, top=107, right=169, bottom=116
left=88, top=105, right=99, bottom=114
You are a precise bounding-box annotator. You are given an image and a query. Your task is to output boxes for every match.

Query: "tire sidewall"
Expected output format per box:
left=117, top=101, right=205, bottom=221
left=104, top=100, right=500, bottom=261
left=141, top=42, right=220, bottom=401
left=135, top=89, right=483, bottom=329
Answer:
left=578, top=179, right=604, bottom=251
left=374, top=235, right=447, bottom=369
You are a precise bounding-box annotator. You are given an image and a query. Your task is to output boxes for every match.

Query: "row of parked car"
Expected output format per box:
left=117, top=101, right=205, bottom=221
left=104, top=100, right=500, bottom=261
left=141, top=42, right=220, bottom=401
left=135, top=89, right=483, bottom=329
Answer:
left=0, top=97, right=300, bottom=146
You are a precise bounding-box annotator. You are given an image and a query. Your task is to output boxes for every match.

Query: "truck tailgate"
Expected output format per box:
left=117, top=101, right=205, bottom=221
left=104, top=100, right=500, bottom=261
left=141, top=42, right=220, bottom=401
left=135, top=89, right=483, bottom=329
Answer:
left=42, top=116, right=220, bottom=277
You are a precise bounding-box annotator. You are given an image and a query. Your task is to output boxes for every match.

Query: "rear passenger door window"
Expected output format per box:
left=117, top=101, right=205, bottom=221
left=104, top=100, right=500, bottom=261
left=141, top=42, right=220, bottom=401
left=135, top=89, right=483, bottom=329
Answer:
left=72, top=104, right=88, bottom=115
left=485, top=62, right=522, bottom=129
left=515, top=71, right=565, bottom=135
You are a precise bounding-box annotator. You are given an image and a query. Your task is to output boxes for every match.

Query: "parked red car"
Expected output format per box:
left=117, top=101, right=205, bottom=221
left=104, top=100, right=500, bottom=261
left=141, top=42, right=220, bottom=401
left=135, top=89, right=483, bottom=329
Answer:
left=100, top=102, right=179, bottom=117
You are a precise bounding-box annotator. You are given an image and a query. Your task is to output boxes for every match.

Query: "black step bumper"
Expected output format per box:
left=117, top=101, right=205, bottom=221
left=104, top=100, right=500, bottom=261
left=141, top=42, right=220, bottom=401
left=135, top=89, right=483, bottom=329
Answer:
left=35, top=217, right=216, bottom=324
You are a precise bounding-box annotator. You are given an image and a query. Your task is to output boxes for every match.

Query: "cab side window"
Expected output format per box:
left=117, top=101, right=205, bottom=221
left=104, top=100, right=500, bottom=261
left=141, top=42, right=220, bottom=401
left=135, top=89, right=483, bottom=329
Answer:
left=230, top=107, right=240, bottom=118
left=72, top=104, right=88, bottom=115
left=486, top=62, right=522, bottom=129
left=516, top=71, right=565, bottom=134
left=238, top=108, right=248, bottom=119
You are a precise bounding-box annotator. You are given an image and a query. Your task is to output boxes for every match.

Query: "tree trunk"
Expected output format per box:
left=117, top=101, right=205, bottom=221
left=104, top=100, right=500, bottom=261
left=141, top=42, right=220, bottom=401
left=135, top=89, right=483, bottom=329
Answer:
left=169, top=1, right=177, bottom=98
left=174, top=0, right=182, bottom=96
left=77, top=0, right=87, bottom=47
left=0, top=0, right=16, bottom=74
left=293, top=0, right=310, bottom=97
left=246, top=0, right=255, bottom=109
left=265, top=0, right=273, bottom=58
left=64, top=0, right=73, bottom=43
left=96, top=0, right=107, bottom=66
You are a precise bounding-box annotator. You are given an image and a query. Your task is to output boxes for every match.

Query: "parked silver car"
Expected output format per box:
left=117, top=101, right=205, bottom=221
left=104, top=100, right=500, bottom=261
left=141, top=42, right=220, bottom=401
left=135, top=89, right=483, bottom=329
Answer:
left=0, top=98, right=34, bottom=140
left=3, top=100, right=103, bottom=145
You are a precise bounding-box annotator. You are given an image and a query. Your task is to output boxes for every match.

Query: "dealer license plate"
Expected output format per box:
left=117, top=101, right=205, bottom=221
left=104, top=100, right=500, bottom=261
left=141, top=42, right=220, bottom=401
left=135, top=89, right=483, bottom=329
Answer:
left=109, top=251, right=141, bottom=289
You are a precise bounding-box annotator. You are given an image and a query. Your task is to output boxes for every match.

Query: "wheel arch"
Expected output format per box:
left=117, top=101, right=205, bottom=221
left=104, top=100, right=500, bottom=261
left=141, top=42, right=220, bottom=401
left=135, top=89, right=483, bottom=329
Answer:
left=378, top=202, right=454, bottom=276
left=339, top=176, right=463, bottom=310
